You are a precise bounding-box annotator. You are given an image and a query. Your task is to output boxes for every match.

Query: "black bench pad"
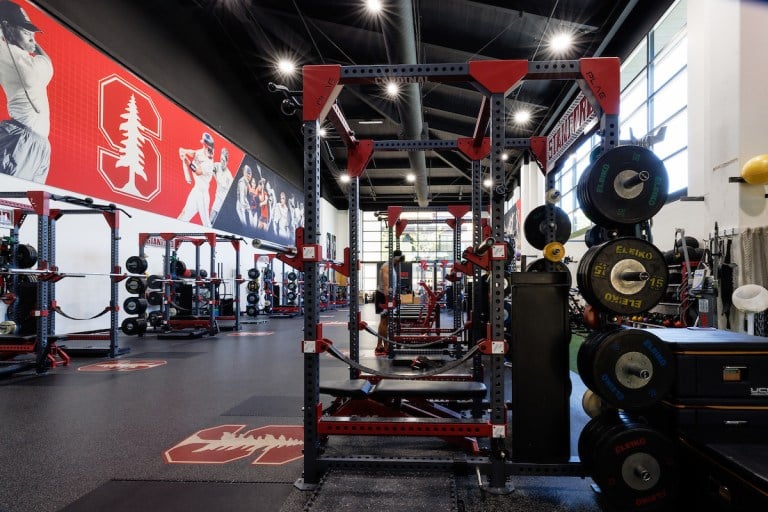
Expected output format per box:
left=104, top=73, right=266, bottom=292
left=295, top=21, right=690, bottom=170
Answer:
left=320, top=379, right=374, bottom=399
left=371, top=380, right=486, bottom=400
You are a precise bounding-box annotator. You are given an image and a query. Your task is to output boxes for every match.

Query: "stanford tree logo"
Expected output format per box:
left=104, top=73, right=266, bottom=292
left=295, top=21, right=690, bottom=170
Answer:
left=97, top=74, right=162, bottom=201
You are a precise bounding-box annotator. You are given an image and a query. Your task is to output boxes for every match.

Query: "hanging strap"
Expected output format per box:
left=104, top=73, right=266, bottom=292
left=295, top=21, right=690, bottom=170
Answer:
left=54, top=306, right=110, bottom=321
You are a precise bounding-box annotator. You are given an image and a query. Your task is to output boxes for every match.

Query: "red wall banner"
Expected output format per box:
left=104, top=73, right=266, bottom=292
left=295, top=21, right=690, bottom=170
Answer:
left=0, top=1, right=302, bottom=245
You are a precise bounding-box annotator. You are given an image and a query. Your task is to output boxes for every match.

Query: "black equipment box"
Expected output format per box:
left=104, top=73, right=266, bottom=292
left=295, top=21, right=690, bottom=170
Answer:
left=647, top=327, right=768, bottom=400
left=509, top=271, right=571, bottom=463
left=680, top=439, right=768, bottom=511
left=659, top=399, right=768, bottom=442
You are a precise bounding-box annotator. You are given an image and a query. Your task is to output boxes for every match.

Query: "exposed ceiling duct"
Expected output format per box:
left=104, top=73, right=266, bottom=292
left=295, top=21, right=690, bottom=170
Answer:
left=380, top=0, right=430, bottom=207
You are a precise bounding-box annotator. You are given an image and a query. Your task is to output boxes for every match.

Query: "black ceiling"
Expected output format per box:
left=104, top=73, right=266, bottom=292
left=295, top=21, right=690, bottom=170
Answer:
left=168, top=0, right=674, bottom=211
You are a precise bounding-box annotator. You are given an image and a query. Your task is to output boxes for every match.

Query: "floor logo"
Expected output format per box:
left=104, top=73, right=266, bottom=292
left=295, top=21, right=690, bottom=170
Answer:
left=78, top=359, right=167, bottom=372
left=164, top=425, right=303, bottom=465
left=97, top=74, right=162, bottom=201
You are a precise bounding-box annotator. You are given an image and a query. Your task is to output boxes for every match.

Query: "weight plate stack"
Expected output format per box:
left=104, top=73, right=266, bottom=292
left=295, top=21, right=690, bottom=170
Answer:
left=146, top=275, right=164, bottom=290
left=125, top=276, right=146, bottom=295
left=125, top=255, right=148, bottom=274
left=523, top=204, right=572, bottom=250
left=578, top=413, right=679, bottom=511
left=17, top=244, right=38, bottom=269
left=577, top=237, right=668, bottom=316
left=577, top=145, right=668, bottom=226
left=578, top=327, right=674, bottom=410
left=121, top=317, right=147, bottom=336
left=123, top=297, right=148, bottom=315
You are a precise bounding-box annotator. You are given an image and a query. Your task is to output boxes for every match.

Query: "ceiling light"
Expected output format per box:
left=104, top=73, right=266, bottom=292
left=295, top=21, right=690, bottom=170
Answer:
left=277, top=58, right=297, bottom=76
left=340, top=174, right=351, bottom=183
left=501, top=153, right=509, bottom=161
left=385, top=81, right=400, bottom=98
left=358, top=119, right=384, bottom=125
left=319, top=128, right=327, bottom=137
left=549, top=32, right=574, bottom=55
left=406, top=173, right=416, bottom=182
left=365, top=0, right=383, bottom=14
left=513, top=110, right=531, bottom=125
left=483, top=178, right=492, bottom=188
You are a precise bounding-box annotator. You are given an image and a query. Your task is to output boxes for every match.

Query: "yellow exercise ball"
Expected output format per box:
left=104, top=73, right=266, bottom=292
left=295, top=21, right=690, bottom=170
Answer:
left=741, top=154, right=768, bottom=185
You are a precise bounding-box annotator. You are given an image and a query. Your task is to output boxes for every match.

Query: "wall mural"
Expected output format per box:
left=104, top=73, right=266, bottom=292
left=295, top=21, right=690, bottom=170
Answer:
left=0, top=0, right=303, bottom=246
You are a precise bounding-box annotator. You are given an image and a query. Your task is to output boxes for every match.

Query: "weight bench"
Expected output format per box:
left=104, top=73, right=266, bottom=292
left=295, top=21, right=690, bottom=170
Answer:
left=319, top=378, right=489, bottom=453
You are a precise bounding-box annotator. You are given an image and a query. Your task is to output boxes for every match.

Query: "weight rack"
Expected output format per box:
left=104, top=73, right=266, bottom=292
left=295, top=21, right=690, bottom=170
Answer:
left=0, top=192, right=127, bottom=370
left=137, top=232, right=244, bottom=335
left=298, top=58, right=620, bottom=489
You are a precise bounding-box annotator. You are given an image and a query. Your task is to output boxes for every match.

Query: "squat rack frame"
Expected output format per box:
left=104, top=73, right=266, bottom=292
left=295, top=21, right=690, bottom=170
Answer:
left=299, top=58, right=619, bottom=490
left=0, top=191, right=127, bottom=368
left=138, top=232, right=244, bottom=334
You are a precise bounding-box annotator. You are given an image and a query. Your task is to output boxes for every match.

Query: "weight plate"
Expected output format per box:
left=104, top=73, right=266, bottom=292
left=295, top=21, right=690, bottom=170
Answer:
left=246, top=281, right=259, bottom=292
left=146, top=275, right=163, bottom=290
left=246, top=292, right=259, bottom=304
left=125, top=276, right=146, bottom=295
left=17, top=244, right=38, bottom=269
left=198, top=269, right=208, bottom=279
left=123, top=297, right=148, bottom=315
left=246, top=305, right=257, bottom=317
left=147, top=310, right=163, bottom=327
left=286, top=271, right=297, bottom=281
left=121, top=317, right=147, bottom=336
left=125, top=255, right=148, bottom=274
left=578, top=145, right=668, bottom=226
left=588, top=328, right=674, bottom=410
left=0, top=320, right=17, bottom=335
left=523, top=205, right=571, bottom=250
left=543, top=241, right=566, bottom=262
left=576, top=237, right=668, bottom=315
left=286, top=282, right=298, bottom=291
left=592, top=421, right=679, bottom=511
left=286, top=292, right=297, bottom=301
left=248, top=268, right=260, bottom=280
left=320, top=274, right=329, bottom=283
left=147, top=291, right=163, bottom=306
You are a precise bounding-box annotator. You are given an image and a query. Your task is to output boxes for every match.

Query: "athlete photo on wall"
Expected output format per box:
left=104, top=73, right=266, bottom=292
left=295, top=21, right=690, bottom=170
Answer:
left=0, top=0, right=52, bottom=184
left=213, top=154, right=304, bottom=246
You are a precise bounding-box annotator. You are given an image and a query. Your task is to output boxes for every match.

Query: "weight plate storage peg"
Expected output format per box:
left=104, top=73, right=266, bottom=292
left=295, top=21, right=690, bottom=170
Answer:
left=577, top=237, right=668, bottom=315
left=577, top=145, right=668, bottom=226
left=580, top=328, right=674, bottom=410
left=523, top=204, right=572, bottom=250
left=125, top=255, right=148, bottom=274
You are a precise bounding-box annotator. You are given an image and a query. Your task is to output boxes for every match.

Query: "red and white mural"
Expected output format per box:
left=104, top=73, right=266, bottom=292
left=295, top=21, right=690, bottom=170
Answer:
left=0, top=1, right=302, bottom=246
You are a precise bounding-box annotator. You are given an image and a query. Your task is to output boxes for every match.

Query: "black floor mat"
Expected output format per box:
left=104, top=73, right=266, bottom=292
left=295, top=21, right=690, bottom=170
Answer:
left=60, top=480, right=294, bottom=512
left=222, top=395, right=303, bottom=417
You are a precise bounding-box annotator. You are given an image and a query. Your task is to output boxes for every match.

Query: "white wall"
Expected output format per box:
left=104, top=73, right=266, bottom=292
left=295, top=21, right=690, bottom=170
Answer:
left=0, top=173, right=346, bottom=334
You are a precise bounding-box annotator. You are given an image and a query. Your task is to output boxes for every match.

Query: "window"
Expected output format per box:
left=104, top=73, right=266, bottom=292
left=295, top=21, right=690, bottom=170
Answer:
left=557, top=0, right=688, bottom=230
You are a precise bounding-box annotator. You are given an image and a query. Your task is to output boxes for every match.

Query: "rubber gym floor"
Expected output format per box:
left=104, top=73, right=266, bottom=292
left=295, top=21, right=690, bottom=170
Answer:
left=0, top=304, right=604, bottom=512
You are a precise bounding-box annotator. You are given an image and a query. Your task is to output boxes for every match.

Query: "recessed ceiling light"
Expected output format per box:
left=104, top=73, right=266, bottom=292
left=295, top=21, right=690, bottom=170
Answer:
left=385, top=81, right=400, bottom=98
left=365, top=0, right=383, bottom=14
left=358, top=120, right=384, bottom=125
left=549, top=32, right=573, bottom=54
left=406, top=173, right=416, bottom=182
left=340, top=174, right=351, bottom=183
left=277, top=58, right=297, bottom=76
left=319, top=128, right=327, bottom=137
left=513, top=110, right=531, bottom=125
left=501, top=153, right=509, bottom=161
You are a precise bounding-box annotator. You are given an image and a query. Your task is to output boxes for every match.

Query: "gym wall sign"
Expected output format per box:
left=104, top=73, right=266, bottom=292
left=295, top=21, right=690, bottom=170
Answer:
left=164, top=425, right=303, bottom=465
left=77, top=360, right=167, bottom=372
